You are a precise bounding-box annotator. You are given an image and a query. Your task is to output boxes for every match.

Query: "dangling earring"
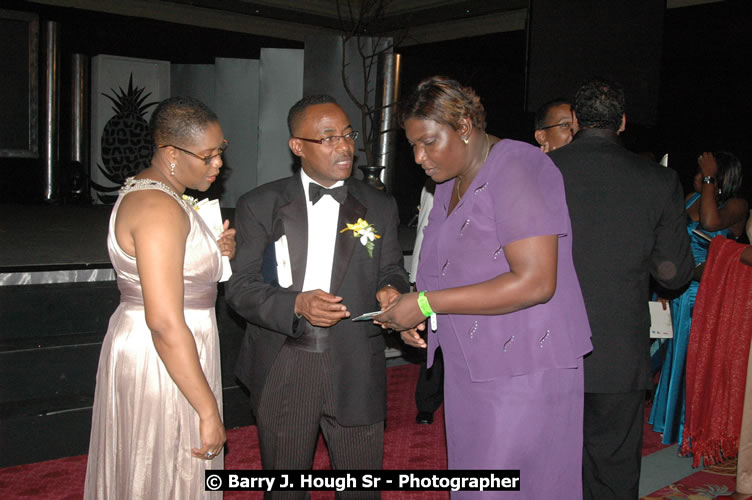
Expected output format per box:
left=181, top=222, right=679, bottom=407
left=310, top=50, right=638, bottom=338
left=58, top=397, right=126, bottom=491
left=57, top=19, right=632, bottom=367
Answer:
left=170, top=163, right=176, bottom=176
left=462, top=136, right=469, bottom=145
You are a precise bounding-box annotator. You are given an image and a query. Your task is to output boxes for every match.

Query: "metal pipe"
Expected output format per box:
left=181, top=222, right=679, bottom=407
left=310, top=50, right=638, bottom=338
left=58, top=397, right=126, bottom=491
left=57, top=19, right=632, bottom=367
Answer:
left=70, top=54, right=89, bottom=167
left=43, top=21, right=60, bottom=202
left=374, top=52, right=401, bottom=193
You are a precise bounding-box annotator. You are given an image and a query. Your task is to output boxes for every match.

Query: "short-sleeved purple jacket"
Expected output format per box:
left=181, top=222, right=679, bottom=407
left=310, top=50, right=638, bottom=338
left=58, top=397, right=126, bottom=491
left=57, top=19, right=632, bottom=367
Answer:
left=417, top=139, right=592, bottom=381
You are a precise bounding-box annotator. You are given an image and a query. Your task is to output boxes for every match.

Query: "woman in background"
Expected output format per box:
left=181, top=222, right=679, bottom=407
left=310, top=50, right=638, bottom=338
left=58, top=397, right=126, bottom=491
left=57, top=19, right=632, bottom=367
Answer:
left=651, top=151, right=748, bottom=447
left=84, top=96, right=235, bottom=499
left=377, top=76, right=592, bottom=498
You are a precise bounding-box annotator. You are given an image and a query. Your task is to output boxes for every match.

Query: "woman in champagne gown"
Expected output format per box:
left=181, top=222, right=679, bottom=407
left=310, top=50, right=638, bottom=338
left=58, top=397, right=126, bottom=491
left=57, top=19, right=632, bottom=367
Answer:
left=650, top=151, right=747, bottom=447
left=84, top=97, right=234, bottom=499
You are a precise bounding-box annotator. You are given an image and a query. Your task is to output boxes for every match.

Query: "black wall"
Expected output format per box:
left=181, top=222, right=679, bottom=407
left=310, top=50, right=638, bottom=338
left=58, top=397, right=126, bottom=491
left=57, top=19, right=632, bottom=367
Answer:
left=2, top=1, right=751, bottom=211
left=392, top=1, right=752, bottom=223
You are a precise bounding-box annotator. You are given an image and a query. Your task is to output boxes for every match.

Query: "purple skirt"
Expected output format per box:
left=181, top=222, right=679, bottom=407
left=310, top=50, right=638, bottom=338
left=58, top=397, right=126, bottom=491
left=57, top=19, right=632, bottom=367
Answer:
left=439, top=325, right=584, bottom=499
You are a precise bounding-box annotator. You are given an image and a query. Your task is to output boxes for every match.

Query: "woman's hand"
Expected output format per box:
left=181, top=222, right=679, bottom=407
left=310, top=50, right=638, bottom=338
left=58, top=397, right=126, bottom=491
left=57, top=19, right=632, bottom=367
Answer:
left=698, top=152, right=718, bottom=178
left=192, top=413, right=226, bottom=460
left=374, top=292, right=426, bottom=331
left=217, top=219, right=237, bottom=259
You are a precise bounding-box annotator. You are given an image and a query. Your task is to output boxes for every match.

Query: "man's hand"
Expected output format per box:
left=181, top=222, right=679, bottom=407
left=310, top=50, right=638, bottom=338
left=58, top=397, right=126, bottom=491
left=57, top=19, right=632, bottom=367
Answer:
left=295, top=290, right=350, bottom=327
left=376, top=285, right=401, bottom=310
left=400, top=324, right=427, bottom=349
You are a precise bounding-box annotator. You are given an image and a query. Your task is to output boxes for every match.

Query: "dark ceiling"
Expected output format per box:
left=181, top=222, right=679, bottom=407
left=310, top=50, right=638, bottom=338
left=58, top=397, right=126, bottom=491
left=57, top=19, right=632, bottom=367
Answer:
left=167, top=0, right=529, bottom=34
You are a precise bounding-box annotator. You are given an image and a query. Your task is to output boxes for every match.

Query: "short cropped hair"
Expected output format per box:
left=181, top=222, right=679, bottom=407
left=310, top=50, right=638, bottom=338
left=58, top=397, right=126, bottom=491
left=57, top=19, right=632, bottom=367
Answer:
left=287, top=94, right=338, bottom=136
left=534, top=98, right=571, bottom=130
left=573, top=78, right=625, bottom=131
left=149, top=96, right=218, bottom=146
left=399, top=76, right=486, bottom=132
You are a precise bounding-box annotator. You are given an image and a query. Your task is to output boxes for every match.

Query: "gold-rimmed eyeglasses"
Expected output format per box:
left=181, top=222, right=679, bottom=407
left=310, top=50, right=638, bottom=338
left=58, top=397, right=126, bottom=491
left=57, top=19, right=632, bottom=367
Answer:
left=293, top=131, right=359, bottom=146
left=158, top=139, right=229, bottom=165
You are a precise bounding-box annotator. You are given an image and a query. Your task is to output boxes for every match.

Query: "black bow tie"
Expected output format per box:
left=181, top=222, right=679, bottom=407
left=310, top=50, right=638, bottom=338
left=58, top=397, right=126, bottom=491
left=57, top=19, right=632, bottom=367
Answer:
left=309, top=183, right=348, bottom=205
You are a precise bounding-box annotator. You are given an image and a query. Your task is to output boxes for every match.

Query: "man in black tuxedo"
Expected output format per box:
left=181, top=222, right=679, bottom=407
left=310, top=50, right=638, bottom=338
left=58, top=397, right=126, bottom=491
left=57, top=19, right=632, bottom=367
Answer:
left=226, top=95, right=409, bottom=496
left=549, top=79, right=694, bottom=499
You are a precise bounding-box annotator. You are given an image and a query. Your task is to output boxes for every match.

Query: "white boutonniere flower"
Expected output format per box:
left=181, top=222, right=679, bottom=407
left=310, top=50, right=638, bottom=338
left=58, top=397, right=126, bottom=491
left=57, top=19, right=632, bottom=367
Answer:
left=340, top=218, right=381, bottom=258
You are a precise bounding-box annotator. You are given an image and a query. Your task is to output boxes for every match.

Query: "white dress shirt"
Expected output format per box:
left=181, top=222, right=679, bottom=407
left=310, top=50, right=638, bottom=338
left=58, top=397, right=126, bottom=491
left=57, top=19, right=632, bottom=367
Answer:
left=299, top=169, right=344, bottom=293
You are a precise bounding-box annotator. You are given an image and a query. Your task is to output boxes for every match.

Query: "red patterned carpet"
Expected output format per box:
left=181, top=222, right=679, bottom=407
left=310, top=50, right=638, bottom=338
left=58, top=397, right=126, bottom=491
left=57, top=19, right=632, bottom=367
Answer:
left=0, top=363, right=737, bottom=499
left=641, top=459, right=738, bottom=500
left=0, top=364, right=447, bottom=500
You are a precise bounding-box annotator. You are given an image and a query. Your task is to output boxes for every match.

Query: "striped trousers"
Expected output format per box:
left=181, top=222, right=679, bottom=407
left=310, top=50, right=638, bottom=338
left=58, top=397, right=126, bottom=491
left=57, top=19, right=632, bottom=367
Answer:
left=256, top=343, right=383, bottom=500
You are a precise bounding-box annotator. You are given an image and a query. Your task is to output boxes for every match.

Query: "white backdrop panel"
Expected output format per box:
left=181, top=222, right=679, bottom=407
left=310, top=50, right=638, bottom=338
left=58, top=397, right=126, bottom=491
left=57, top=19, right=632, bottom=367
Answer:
left=213, top=57, right=260, bottom=207
left=256, top=48, right=304, bottom=187
left=90, top=55, right=170, bottom=204
left=171, top=64, right=216, bottom=109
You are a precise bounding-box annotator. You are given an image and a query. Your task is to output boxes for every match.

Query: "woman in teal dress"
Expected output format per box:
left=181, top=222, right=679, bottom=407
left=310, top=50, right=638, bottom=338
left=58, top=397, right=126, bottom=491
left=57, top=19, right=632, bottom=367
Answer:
left=650, top=151, right=748, bottom=446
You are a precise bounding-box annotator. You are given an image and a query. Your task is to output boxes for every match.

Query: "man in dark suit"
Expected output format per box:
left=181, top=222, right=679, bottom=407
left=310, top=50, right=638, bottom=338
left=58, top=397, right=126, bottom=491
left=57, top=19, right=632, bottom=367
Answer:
left=226, top=95, right=409, bottom=495
left=549, top=78, right=694, bottom=499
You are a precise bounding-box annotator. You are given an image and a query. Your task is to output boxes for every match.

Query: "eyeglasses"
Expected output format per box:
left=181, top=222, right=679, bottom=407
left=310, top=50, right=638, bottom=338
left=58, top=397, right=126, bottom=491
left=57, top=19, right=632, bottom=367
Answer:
left=158, top=139, right=229, bottom=165
left=539, top=122, right=573, bottom=131
left=293, top=131, right=359, bottom=145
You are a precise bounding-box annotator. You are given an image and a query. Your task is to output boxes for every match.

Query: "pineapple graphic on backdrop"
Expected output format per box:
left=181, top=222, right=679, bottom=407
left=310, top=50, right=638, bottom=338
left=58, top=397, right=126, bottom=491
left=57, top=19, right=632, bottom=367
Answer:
left=92, top=74, right=157, bottom=203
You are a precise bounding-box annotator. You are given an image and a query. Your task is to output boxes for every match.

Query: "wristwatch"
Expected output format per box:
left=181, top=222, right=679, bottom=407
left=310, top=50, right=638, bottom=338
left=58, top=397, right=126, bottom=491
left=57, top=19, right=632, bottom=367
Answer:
left=702, top=176, right=716, bottom=184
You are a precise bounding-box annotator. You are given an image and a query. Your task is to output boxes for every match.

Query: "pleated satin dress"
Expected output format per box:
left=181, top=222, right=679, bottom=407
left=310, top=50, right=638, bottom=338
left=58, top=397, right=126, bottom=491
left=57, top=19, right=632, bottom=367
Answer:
left=84, top=178, right=224, bottom=499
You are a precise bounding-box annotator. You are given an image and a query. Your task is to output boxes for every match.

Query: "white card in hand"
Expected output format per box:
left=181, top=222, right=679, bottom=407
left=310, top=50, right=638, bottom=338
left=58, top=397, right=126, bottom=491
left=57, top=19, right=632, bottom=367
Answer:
left=352, top=310, right=382, bottom=322
left=649, top=301, right=673, bottom=338
left=193, top=199, right=232, bottom=282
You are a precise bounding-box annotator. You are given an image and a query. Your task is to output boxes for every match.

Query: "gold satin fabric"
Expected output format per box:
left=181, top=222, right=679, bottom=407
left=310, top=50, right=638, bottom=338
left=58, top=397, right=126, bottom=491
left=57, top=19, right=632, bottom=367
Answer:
left=84, top=184, right=224, bottom=499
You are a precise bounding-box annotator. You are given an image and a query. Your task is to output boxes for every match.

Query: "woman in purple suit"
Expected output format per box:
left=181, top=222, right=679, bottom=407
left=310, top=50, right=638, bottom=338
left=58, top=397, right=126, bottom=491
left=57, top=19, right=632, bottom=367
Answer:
left=376, top=77, right=592, bottom=498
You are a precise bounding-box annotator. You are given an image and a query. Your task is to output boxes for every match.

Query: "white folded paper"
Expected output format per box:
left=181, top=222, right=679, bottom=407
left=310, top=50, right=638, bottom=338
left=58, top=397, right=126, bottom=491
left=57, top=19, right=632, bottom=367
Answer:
left=659, top=153, right=669, bottom=167
left=274, top=235, right=293, bottom=288
left=192, top=198, right=232, bottom=282
left=649, top=301, right=673, bottom=338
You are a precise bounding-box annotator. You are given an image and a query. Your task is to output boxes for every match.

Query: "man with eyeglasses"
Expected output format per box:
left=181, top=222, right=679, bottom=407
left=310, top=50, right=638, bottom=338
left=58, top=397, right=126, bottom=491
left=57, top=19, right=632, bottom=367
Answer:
left=226, top=94, right=409, bottom=496
left=534, top=98, right=577, bottom=153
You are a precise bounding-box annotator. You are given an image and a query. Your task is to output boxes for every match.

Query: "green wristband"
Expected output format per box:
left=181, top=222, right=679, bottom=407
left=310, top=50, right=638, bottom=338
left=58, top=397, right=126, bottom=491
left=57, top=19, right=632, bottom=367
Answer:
left=417, top=291, right=434, bottom=317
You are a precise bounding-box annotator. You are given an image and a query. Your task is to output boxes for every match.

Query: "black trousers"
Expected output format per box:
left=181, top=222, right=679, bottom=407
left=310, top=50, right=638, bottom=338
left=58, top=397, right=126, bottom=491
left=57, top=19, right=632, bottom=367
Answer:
left=583, top=390, right=645, bottom=500
left=256, top=344, right=383, bottom=500
left=415, top=347, right=443, bottom=414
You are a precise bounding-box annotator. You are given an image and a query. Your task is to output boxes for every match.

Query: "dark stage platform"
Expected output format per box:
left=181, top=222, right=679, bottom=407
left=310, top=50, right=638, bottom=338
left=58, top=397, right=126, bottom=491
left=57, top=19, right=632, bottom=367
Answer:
left=0, top=204, right=113, bottom=272
left=0, top=203, right=415, bottom=467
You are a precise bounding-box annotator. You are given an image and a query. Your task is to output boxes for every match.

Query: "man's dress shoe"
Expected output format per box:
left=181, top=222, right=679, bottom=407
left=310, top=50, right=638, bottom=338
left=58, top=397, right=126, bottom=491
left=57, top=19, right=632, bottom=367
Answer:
left=416, top=412, right=434, bottom=424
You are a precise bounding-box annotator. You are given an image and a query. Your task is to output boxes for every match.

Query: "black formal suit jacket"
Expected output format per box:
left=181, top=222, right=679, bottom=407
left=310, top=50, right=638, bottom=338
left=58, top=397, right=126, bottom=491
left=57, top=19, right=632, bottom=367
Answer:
left=549, top=129, right=694, bottom=393
left=225, top=172, right=409, bottom=426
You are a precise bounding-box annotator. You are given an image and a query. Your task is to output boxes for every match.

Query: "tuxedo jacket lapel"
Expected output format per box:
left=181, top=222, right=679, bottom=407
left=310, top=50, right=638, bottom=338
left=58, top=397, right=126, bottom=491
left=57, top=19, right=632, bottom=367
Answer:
left=330, top=186, right=367, bottom=294
left=279, top=177, right=308, bottom=292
